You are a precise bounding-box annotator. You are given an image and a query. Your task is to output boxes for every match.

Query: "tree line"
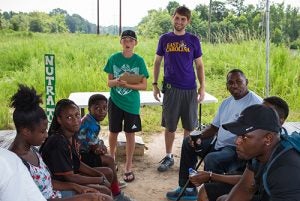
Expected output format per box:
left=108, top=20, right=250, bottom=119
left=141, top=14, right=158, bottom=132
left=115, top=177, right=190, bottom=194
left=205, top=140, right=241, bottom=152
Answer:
left=0, top=8, right=96, bottom=33
left=0, top=8, right=135, bottom=35
left=1, top=0, right=299, bottom=47
left=138, top=0, right=300, bottom=47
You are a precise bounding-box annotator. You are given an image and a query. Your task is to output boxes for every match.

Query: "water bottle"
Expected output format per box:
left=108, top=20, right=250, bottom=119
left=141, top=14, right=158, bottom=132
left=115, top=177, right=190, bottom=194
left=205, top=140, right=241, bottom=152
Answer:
left=188, top=168, right=198, bottom=176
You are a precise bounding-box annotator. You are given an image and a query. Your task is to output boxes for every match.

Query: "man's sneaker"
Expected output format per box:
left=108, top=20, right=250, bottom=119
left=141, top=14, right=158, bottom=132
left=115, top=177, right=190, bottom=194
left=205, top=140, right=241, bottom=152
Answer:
left=114, top=192, right=134, bottom=201
left=157, top=155, right=174, bottom=172
left=166, top=187, right=197, bottom=201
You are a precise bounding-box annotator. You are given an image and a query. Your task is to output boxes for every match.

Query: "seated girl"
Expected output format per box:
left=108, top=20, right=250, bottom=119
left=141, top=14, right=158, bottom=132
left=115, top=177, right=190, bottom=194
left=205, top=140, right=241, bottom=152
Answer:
left=9, top=84, right=112, bottom=201
left=40, top=98, right=133, bottom=201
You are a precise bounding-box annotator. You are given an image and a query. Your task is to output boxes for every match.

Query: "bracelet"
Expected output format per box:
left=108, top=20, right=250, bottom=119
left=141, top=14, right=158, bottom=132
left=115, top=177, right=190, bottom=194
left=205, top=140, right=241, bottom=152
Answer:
left=152, top=82, right=158, bottom=86
left=99, top=139, right=104, bottom=145
left=208, top=171, right=213, bottom=182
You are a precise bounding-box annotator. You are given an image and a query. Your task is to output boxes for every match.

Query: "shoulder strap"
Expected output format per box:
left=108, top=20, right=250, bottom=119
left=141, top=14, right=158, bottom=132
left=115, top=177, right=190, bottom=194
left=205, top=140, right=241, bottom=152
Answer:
left=262, top=145, right=292, bottom=196
left=262, top=132, right=300, bottom=196
left=19, top=156, right=30, bottom=171
left=281, top=131, right=300, bottom=152
left=18, top=147, right=40, bottom=171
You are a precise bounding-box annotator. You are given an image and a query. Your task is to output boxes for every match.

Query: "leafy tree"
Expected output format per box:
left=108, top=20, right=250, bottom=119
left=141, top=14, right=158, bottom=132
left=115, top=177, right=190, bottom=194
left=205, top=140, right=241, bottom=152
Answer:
left=187, top=11, right=207, bottom=38
left=195, top=4, right=209, bottom=21
left=272, top=27, right=283, bottom=45
left=166, top=1, right=180, bottom=15
left=243, top=4, right=261, bottom=31
left=270, top=3, right=285, bottom=34
left=0, top=11, right=3, bottom=29
left=65, top=14, right=91, bottom=33
left=28, top=12, right=52, bottom=32
left=9, top=14, right=29, bottom=31
left=49, top=8, right=68, bottom=16
left=137, top=9, right=171, bottom=38
left=252, top=13, right=264, bottom=37
left=65, top=15, right=76, bottom=33
left=29, top=18, right=44, bottom=32
left=226, top=0, right=246, bottom=16
left=290, top=38, right=300, bottom=49
left=0, top=11, right=9, bottom=29
left=3, top=11, right=15, bottom=20
left=211, top=1, right=229, bottom=22
left=284, top=5, right=300, bottom=42
left=50, top=14, right=68, bottom=33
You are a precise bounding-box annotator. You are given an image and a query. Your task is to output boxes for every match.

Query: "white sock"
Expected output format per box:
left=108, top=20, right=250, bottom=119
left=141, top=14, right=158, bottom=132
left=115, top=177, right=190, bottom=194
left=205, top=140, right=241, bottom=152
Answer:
left=166, top=153, right=173, bottom=158
left=186, top=188, right=194, bottom=192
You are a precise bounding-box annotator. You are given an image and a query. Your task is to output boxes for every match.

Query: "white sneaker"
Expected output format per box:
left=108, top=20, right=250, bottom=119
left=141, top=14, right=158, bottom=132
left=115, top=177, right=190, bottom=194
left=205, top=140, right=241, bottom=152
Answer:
left=119, top=180, right=127, bottom=189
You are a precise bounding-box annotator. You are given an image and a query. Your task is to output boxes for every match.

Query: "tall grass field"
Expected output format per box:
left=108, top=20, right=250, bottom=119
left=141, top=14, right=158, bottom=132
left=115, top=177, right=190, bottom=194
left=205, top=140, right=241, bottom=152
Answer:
left=0, top=31, right=299, bottom=133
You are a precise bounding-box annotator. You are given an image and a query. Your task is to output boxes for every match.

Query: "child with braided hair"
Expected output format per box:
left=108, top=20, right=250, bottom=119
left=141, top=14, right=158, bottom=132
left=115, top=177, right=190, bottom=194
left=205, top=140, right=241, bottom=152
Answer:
left=9, top=84, right=112, bottom=201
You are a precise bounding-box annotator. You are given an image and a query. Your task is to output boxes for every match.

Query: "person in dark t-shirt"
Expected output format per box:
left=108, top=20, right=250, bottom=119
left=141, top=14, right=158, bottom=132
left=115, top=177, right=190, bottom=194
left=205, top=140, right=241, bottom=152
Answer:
left=41, top=99, right=133, bottom=201
left=221, top=104, right=300, bottom=201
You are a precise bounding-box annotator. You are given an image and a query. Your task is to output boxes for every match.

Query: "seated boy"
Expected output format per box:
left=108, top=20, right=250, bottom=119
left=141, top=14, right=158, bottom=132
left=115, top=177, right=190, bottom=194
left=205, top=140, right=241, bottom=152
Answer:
left=77, top=94, right=126, bottom=188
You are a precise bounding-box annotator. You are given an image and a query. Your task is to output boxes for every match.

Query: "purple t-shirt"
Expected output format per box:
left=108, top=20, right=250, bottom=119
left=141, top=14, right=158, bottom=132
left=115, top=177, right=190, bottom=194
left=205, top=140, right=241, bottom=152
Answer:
left=156, top=32, right=202, bottom=89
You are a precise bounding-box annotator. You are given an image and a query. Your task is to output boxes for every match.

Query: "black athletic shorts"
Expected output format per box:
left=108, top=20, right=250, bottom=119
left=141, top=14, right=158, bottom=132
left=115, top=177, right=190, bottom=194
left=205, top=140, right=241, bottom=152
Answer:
left=108, top=98, right=141, bottom=133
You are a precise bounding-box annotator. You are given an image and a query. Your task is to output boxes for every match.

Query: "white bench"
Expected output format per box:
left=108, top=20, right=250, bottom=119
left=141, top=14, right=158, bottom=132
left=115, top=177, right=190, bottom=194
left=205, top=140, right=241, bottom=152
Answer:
left=69, top=91, right=218, bottom=108
left=0, top=130, right=16, bottom=149
left=68, top=91, right=218, bottom=124
left=283, top=122, right=300, bottom=134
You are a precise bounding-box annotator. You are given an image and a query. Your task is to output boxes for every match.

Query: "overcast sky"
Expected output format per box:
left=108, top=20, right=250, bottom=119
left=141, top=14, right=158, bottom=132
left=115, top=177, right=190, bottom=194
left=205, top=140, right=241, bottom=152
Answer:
left=1, top=0, right=299, bottom=26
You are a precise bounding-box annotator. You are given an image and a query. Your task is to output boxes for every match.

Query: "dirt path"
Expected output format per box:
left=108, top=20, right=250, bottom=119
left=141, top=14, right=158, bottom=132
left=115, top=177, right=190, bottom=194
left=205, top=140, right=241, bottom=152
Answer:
left=0, top=130, right=186, bottom=201
left=115, top=132, right=184, bottom=201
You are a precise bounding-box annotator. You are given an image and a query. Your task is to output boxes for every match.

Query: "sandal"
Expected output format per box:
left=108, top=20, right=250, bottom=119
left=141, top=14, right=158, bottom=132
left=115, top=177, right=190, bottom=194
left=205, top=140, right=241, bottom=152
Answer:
left=115, top=163, right=118, bottom=172
left=123, top=171, right=135, bottom=182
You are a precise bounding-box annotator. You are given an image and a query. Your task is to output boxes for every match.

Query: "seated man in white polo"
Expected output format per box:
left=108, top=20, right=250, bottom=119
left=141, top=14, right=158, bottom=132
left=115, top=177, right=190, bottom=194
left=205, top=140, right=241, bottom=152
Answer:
left=166, top=69, right=262, bottom=200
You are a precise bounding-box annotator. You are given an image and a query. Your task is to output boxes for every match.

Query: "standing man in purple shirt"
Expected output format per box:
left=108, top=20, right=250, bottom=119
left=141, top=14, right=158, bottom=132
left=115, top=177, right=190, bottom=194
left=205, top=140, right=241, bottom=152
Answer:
left=152, top=5, right=205, bottom=172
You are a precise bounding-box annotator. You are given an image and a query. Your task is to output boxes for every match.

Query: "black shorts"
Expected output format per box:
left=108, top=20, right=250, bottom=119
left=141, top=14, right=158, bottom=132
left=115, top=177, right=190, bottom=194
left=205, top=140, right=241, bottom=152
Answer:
left=80, top=151, right=102, bottom=167
left=108, top=99, right=142, bottom=133
left=204, top=182, right=234, bottom=201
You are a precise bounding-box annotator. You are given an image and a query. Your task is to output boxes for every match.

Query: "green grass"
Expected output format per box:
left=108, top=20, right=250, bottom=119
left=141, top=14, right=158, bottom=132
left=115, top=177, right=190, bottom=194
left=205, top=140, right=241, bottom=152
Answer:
left=0, top=31, right=299, bottom=133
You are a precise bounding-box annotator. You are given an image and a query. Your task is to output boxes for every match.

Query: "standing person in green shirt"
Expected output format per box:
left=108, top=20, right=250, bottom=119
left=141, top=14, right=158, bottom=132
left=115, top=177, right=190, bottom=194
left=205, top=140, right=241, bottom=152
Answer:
left=104, top=30, right=149, bottom=183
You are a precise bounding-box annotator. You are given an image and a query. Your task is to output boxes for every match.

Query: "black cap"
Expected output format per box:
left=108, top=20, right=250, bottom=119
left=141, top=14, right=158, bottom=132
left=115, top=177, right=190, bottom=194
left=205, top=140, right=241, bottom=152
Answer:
left=121, top=30, right=137, bottom=40
left=222, top=104, right=281, bottom=136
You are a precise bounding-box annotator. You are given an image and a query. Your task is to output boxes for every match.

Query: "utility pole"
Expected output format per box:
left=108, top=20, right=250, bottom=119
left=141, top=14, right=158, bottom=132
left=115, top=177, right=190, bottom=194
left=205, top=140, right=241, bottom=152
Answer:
left=265, top=0, right=270, bottom=96
left=97, top=0, right=99, bottom=34
left=208, top=0, right=212, bottom=43
left=119, top=0, right=122, bottom=35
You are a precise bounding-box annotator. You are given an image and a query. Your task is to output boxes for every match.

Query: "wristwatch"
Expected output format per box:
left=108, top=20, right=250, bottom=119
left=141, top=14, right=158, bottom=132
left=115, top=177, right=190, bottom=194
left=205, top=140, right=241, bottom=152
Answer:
left=152, top=82, right=158, bottom=86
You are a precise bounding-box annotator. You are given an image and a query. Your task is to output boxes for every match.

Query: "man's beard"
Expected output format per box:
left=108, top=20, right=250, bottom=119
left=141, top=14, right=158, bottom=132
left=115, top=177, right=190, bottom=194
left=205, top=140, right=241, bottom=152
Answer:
left=174, top=24, right=185, bottom=32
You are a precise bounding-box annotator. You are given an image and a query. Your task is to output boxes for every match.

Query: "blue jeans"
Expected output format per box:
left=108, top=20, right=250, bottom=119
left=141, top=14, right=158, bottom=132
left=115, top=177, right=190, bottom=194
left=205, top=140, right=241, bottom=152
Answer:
left=179, top=136, right=245, bottom=188
left=204, top=146, right=244, bottom=173
left=61, top=190, right=76, bottom=198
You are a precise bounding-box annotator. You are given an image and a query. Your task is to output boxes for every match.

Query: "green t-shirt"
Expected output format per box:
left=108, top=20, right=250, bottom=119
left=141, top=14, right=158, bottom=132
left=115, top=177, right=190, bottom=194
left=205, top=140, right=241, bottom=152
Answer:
left=104, top=52, right=149, bottom=115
